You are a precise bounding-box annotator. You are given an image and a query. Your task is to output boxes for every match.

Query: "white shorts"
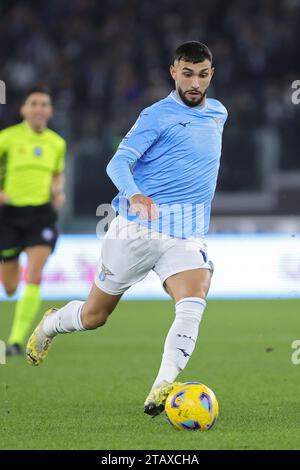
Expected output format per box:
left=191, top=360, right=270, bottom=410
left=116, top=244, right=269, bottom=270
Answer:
left=94, top=215, right=213, bottom=296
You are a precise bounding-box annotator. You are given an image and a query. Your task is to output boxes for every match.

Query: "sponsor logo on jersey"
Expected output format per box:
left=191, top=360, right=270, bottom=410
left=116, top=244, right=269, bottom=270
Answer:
left=212, top=118, right=224, bottom=133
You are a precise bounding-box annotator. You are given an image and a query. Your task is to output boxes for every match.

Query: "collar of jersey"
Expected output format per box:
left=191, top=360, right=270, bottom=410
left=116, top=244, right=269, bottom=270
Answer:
left=169, top=91, right=207, bottom=112
left=22, top=120, right=47, bottom=136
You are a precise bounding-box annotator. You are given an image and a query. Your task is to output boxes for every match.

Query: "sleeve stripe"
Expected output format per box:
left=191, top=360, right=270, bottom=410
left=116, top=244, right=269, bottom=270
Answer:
left=118, top=145, right=142, bottom=158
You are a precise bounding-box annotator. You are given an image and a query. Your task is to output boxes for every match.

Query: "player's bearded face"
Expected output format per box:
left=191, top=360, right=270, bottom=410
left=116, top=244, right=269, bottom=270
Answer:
left=177, top=85, right=209, bottom=107
left=171, top=59, right=214, bottom=107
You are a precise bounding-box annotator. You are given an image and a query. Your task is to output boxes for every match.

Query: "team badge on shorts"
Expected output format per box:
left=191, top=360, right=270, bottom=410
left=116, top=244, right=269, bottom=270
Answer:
left=99, top=264, right=114, bottom=281
left=41, top=228, right=54, bottom=241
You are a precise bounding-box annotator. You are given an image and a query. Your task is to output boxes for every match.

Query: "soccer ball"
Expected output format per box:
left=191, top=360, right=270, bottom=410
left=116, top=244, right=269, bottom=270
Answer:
left=164, top=382, right=219, bottom=431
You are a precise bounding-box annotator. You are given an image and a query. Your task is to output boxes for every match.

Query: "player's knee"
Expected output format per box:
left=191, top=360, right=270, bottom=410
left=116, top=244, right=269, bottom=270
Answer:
left=189, top=275, right=212, bottom=300
left=193, top=287, right=208, bottom=300
left=177, top=287, right=208, bottom=301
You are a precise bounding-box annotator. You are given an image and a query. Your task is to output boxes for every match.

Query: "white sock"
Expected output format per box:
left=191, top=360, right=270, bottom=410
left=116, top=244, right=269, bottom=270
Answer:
left=151, top=297, right=206, bottom=389
left=43, top=301, right=86, bottom=337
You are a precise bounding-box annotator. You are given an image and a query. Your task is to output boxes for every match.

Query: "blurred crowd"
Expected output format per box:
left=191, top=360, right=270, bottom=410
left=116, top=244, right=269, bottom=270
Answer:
left=0, top=0, right=300, bottom=215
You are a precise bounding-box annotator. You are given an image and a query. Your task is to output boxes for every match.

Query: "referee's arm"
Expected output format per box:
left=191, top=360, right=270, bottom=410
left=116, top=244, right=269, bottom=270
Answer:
left=0, top=130, right=9, bottom=205
left=51, top=172, right=65, bottom=209
left=51, top=139, right=66, bottom=210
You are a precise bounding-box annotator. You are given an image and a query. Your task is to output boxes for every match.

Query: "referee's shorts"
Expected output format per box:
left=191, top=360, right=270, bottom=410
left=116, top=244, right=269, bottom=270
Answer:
left=0, top=203, right=58, bottom=262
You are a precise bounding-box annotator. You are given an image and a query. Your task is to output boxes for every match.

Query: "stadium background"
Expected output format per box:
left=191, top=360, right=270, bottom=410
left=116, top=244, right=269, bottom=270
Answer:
left=1, top=0, right=300, bottom=451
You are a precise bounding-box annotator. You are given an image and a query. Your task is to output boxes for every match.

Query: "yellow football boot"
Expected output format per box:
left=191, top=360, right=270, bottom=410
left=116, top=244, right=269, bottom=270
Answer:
left=26, top=308, right=57, bottom=366
left=144, top=381, right=182, bottom=416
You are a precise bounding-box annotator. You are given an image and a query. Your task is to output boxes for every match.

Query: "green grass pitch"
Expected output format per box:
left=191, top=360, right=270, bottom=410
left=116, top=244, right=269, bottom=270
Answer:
left=1, top=299, right=300, bottom=450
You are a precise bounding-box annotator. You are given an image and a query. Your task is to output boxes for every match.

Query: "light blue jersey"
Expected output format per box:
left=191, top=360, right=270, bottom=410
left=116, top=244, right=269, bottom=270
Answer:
left=107, top=91, right=228, bottom=238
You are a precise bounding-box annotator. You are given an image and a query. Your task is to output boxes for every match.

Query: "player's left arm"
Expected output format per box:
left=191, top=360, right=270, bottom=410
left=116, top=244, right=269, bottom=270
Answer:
left=52, top=139, right=66, bottom=210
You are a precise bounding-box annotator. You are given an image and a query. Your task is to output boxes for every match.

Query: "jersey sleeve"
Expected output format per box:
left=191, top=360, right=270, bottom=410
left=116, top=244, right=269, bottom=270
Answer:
left=106, top=107, right=162, bottom=199
left=117, top=108, right=161, bottom=158
left=106, top=148, right=142, bottom=199
left=54, top=139, right=66, bottom=173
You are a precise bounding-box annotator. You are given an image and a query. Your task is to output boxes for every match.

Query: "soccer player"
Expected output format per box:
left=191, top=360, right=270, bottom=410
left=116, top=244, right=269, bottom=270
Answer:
left=0, top=85, right=66, bottom=356
left=26, top=42, right=227, bottom=416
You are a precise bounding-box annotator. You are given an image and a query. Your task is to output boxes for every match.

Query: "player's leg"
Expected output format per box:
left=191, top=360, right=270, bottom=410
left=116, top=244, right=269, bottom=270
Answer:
left=0, top=258, right=21, bottom=296
left=0, top=215, right=23, bottom=355
left=0, top=258, right=21, bottom=355
left=153, top=267, right=211, bottom=383
left=26, top=282, right=122, bottom=366
left=0, top=209, right=22, bottom=296
left=144, top=268, right=212, bottom=415
left=144, top=238, right=213, bottom=415
left=26, top=215, right=157, bottom=366
left=44, top=282, right=122, bottom=334
left=7, top=245, right=51, bottom=352
left=164, top=266, right=212, bottom=302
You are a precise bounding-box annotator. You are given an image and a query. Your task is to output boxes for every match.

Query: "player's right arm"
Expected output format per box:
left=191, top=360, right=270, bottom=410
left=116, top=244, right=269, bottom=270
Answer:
left=0, top=130, right=10, bottom=205
left=106, top=110, right=160, bottom=221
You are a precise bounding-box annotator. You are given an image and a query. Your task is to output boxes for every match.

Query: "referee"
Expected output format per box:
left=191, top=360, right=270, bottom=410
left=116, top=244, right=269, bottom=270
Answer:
left=0, top=85, right=66, bottom=356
